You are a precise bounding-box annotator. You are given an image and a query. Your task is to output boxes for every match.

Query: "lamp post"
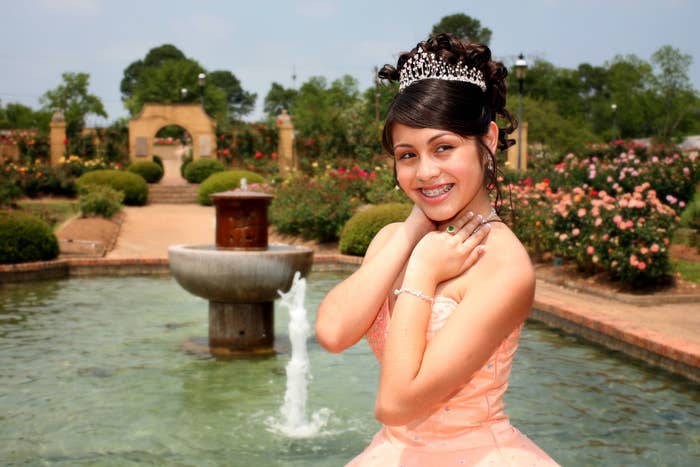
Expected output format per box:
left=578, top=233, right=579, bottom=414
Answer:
left=514, top=53, right=527, bottom=171
left=198, top=73, right=206, bottom=108
left=611, top=103, right=618, bottom=140
left=181, top=88, right=188, bottom=100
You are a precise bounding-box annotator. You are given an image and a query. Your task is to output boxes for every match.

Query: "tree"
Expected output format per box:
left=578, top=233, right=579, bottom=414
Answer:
left=649, top=45, right=698, bottom=141
left=602, top=54, right=656, bottom=139
left=431, top=14, right=492, bottom=45
left=291, top=75, right=361, bottom=160
left=208, top=70, right=256, bottom=119
left=0, top=101, right=51, bottom=132
left=121, top=44, right=256, bottom=123
left=509, top=96, right=600, bottom=159
left=39, top=72, right=107, bottom=138
left=263, top=82, right=298, bottom=117
left=120, top=44, right=186, bottom=101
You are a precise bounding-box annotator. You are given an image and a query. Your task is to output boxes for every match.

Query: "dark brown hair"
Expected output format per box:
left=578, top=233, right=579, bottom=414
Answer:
left=378, top=33, right=516, bottom=213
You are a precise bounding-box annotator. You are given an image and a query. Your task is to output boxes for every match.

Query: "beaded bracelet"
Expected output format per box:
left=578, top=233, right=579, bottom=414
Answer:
left=393, top=287, right=435, bottom=304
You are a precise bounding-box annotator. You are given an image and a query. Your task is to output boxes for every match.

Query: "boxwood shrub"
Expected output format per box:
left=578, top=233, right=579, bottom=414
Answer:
left=0, top=210, right=59, bottom=264
left=184, top=158, right=225, bottom=183
left=197, top=170, right=264, bottom=206
left=128, top=161, right=164, bottom=183
left=77, top=170, right=148, bottom=206
left=180, top=154, right=193, bottom=177
left=339, top=203, right=412, bottom=256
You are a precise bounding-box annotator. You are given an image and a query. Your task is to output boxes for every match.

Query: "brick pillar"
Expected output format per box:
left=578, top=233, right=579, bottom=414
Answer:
left=49, top=110, right=67, bottom=166
left=276, top=109, right=295, bottom=176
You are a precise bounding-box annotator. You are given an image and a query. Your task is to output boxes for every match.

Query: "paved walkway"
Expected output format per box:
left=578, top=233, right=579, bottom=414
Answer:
left=107, top=204, right=700, bottom=382
left=107, top=204, right=215, bottom=259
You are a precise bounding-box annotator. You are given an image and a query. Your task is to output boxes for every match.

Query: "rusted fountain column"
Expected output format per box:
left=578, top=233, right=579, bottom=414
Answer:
left=208, top=190, right=275, bottom=354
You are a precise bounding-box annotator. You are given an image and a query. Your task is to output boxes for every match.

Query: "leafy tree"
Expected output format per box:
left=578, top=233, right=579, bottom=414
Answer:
left=264, top=82, right=298, bottom=117
left=121, top=44, right=255, bottom=122
left=120, top=44, right=186, bottom=101
left=602, top=54, right=656, bottom=139
left=0, top=101, right=51, bottom=132
left=39, top=72, right=107, bottom=138
left=431, top=13, right=492, bottom=45
left=208, top=70, right=256, bottom=120
left=291, top=75, right=378, bottom=160
left=509, top=96, right=601, bottom=160
left=362, top=79, right=399, bottom=122
left=649, top=45, right=698, bottom=141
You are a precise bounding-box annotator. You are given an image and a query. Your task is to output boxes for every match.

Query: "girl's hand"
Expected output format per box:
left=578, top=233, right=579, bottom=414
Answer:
left=405, top=211, right=491, bottom=286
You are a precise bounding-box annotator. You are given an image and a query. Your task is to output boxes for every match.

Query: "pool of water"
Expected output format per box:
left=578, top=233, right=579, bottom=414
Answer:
left=0, top=273, right=698, bottom=466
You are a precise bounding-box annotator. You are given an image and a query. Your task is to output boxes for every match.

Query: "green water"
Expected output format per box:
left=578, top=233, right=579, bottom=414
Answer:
left=0, top=273, right=698, bottom=466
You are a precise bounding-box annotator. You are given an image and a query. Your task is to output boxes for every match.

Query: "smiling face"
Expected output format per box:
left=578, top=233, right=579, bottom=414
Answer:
left=392, top=122, right=496, bottom=223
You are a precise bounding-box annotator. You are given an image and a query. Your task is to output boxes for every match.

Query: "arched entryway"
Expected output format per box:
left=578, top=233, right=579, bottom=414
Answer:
left=128, top=103, right=216, bottom=163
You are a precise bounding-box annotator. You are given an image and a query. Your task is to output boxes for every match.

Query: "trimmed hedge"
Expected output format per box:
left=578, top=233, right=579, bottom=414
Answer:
left=0, top=210, right=59, bottom=264
left=76, top=170, right=148, bottom=206
left=339, top=203, right=412, bottom=256
left=180, top=155, right=193, bottom=177
left=197, top=170, right=265, bottom=206
left=128, top=161, right=164, bottom=183
left=184, top=158, right=225, bottom=183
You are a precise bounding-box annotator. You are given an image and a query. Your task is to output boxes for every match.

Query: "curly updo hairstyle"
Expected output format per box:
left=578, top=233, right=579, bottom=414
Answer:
left=379, top=33, right=516, bottom=213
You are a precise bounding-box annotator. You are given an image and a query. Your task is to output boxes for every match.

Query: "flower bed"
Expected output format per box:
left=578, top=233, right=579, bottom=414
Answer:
left=509, top=144, right=698, bottom=288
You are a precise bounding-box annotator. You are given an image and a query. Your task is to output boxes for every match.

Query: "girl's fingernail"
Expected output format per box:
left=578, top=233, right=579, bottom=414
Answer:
left=466, top=211, right=474, bottom=219
left=483, top=223, right=491, bottom=231
left=478, top=246, right=486, bottom=254
left=476, top=214, right=483, bottom=223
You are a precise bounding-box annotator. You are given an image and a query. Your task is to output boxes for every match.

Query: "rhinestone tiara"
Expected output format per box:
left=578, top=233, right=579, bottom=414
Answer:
left=398, top=47, right=486, bottom=92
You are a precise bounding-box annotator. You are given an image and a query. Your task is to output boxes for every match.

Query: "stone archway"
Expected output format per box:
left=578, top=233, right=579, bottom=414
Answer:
left=128, top=104, right=216, bottom=163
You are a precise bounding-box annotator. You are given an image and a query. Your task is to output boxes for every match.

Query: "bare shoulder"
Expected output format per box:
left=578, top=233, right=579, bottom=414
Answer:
left=363, top=222, right=404, bottom=262
left=458, top=222, right=535, bottom=315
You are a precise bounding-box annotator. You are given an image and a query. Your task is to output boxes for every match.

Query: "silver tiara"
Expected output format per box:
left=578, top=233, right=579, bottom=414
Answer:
left=398, top=47, right=487, bottom=92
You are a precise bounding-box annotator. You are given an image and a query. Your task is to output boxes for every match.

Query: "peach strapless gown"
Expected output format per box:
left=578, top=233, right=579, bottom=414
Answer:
left=346, top=296, right=559, bottom=466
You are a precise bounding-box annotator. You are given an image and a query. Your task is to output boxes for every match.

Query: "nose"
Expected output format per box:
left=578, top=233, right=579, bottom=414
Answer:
left=416, top=155, right=439, bottom=182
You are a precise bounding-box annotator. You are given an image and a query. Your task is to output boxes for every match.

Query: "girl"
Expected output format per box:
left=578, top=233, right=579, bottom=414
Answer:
left=316, top=34, right=559, bottom=466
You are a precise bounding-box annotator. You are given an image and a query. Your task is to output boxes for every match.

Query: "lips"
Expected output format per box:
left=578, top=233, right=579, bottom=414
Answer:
left=419, top=184, right=454, bottom=198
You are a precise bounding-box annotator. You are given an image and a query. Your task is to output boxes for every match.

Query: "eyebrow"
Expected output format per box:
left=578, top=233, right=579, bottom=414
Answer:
left=392, top=132, right=452, bottom=151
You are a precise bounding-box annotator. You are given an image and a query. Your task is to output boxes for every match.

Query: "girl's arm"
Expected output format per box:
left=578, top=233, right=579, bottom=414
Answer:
left=375, top=225, right=535, bottom=426
left=315, top=206, right=433, bottom=353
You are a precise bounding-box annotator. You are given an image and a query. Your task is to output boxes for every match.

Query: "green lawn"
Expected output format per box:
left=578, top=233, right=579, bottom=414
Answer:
left=673, top=258, right=700, bottom=284
left=17, top=199, right=79, bottom=230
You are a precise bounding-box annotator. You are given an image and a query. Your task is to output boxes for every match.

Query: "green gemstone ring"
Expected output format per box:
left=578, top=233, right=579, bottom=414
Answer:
left=446, top=225, right=456, bottom=234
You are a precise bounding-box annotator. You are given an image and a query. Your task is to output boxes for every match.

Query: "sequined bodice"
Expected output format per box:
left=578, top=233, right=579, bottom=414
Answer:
left=366, top=297, right=522, bottom=444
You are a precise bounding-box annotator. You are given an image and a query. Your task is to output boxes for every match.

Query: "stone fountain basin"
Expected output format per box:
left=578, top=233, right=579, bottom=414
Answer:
left=168, top=244, right=313, bottom=303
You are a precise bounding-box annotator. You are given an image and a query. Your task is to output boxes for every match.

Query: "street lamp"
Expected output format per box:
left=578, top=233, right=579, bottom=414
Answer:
left=181, top=88, right=188, bottom=100
left=611, top=103, right=618, bottom=140
left=198, top=73, right=206, bottom=107
left=514, top=53, right=528, bottom=171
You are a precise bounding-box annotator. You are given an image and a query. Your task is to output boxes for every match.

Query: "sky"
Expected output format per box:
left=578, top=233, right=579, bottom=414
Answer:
left=1, top=0, right=699, bottom=126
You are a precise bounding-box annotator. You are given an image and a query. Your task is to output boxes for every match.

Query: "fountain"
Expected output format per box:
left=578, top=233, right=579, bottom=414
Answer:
left=168, top=185, right=313, bottom=357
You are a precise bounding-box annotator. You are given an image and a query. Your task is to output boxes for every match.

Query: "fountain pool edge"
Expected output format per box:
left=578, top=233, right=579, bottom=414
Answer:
left=1, top=254, right=698, bottom=383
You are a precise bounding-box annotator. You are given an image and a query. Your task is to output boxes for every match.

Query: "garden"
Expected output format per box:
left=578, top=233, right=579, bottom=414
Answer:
left=1, top=116, right=699, bottom=292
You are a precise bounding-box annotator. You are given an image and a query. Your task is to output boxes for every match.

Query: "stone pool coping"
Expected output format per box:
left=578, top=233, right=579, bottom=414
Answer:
left=1, top=253, right=698, bottom=383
